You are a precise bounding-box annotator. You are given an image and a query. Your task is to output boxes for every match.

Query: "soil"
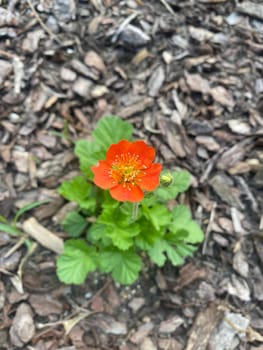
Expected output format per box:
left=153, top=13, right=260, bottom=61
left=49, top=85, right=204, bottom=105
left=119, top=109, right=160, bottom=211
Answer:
left=0, top=0, right=263, bottom=349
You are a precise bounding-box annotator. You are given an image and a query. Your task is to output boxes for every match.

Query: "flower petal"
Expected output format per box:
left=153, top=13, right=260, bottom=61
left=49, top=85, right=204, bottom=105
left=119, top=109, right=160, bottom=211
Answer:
left=129, top=140, right=155, bottom=168
left=110, top=184, right=144, bottom=202
left=106, top=140, right=155, bottom=168
left=106, top=140, right=131, bottom=164
left=91, top=161, right=116, bottom=189
left=138, top=163, right=162, bottom=191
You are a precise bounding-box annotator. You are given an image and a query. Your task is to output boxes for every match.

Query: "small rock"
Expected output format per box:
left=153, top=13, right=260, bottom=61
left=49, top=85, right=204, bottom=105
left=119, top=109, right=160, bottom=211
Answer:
left=12, top=150, right=29, bottom=173
left=60, top=67, right=77, bottom=81
left=84, top=51, right=106, bottom=74
left=130, top=322, right=154, bottom=344
left=196, top=136, right=220, bottom=152
left=228, top=120, right=251, bottom=135
left=9, top=303, right=35, bottom=347
left=91, top=85, right=109, bottom=98
left=128, top=297, right=145, bottom=313
left=72, top=77, right=93, bottom=98
left=159, top=316, right=184, bottom=334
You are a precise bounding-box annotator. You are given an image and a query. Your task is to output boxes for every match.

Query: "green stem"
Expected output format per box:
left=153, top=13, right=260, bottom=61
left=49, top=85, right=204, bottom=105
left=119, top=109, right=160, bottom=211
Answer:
left=132, top=202, right=139, bottom=221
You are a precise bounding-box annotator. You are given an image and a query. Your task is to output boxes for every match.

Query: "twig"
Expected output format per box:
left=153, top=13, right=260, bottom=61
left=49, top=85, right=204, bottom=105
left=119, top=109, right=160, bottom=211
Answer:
left=202, top=202, right=217, bottom=254
left=25, top=0, right=62, bottom=44
left=159, top=0, right=176, bottom=15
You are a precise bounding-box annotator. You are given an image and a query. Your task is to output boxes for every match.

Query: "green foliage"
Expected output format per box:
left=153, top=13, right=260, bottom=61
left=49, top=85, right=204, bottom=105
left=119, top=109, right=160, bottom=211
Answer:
left=99, top=249, right=142, bottom=285
left=92, top=115, right=133, bottom=151
left=56, top=240, right=97, bottom=284
left=62, top=211, right=88, bottom=237
left=74, top=116, right=133, bottom=179
left=58, top=176, right=96, bottom=211
left=156, top=170, right=191, bottom=201
left=56, top=115, right=204, bottom=285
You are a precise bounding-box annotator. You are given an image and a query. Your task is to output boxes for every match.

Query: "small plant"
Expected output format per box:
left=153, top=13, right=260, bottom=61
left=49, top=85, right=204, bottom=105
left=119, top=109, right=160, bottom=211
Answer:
left=56, top=116, right=204, bottom=285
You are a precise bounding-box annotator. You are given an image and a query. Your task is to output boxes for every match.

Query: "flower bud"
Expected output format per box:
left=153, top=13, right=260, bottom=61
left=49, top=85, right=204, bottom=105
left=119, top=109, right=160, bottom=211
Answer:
left=160, top=172, right=173, bottom=187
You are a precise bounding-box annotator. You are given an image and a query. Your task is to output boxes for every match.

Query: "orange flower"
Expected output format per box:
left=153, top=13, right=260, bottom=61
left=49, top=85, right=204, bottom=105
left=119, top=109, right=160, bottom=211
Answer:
left=91, top=140, right=162, bottom=202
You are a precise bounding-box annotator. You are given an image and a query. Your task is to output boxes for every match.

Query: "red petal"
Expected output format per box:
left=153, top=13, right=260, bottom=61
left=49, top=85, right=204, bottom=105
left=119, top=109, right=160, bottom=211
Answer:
left=91, top=161, right=116, bottom=189
left=138, top=163, right=162, bottom=191
left=106, top=140, right=131, bottom=164
left=106, top=140, right=155, bottom=168
left=129, top=140, right=155, bottom=167
left=110, top=184, right=144, bottom=202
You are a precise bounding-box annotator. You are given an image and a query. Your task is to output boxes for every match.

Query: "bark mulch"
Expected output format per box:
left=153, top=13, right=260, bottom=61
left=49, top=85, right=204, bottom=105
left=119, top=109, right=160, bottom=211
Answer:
left=0, top=0, right=263, bottom=349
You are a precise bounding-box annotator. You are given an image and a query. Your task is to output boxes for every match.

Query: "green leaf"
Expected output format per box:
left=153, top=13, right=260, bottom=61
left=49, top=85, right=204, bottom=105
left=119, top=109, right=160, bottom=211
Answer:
left=92, top=116, right=133, bottom=151
left=13, top=200, right=50, bottom=224
left=106, top=224, right=140, bottom=250
left=142, top=204, right=172, bottom=231
left=62, top=212, right=88, bottom=237
left=56, top=239, right=97, bottom=284
left=88, top=223, right=112, bottom=246
left=0, top=223, right=22, bottom=236
left=148, top=238, right=184, bottom=267
left=74, top=140, right=105, bottom=178
left=98, top=206, right=140, bottom=250
left=170, top=205, right=204, bottom=243
left=148, top=239, right=167, bottom=267
left=58, top=176, right=95, bottom=211
left=165, top=245, right=184, bottom=265
left=135, top=219, right=162, bottom=250
left=156, top=170, right=191, bottom=201
left=99, top=249, right=141, bottom=285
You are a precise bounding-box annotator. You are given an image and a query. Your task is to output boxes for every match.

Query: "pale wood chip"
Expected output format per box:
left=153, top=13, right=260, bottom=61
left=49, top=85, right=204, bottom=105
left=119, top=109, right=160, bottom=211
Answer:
left=22, top=217, right=64, bottom=254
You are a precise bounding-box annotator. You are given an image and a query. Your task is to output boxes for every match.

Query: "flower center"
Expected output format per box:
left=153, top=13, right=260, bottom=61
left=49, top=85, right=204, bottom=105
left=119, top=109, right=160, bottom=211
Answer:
left=110, top=153, right=142, bottom=186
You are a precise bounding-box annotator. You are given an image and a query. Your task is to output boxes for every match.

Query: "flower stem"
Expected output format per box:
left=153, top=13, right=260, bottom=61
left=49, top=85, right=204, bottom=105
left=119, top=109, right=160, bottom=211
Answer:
left=132, top=202, right=139, bottom=221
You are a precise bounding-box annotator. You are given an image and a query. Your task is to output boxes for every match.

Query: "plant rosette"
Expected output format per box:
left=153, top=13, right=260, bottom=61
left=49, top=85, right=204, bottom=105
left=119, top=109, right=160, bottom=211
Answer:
left=56, top=116, right=204, bottom=285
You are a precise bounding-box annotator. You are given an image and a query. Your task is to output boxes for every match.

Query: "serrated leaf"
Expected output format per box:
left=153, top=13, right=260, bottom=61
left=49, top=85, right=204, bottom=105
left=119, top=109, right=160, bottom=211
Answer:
left=56, top=239, right=97, bottom=284
left=98, top=206, right=140, bottom=250
left=142, top=204, right=172, bottom=231
left=135, top=219, right=162, bottom=250
left=170, top=205, right=204, bottom=243
left=148, top=238, right=167, bottom=267
left=92, top=116, right=133, bottom=151
left=156, top=170, right=190, bottom=201
left=74, top=140, right=105, bottom=178
left=62, top=212, right=88, bottom=237
left=106, top=224, right=140, bottom=250
left=58, top=176, right=95, bottom=211
left=165, top=245, right=184, bottom=265
left=99, top=249, right=141, bottom=285
left=88, top=223, right=112, bottom=246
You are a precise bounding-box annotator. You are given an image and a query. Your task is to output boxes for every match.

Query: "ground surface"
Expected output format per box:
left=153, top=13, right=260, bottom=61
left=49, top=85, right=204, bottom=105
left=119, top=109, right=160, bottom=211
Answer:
left=0, top=0, right=263, bottom=349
